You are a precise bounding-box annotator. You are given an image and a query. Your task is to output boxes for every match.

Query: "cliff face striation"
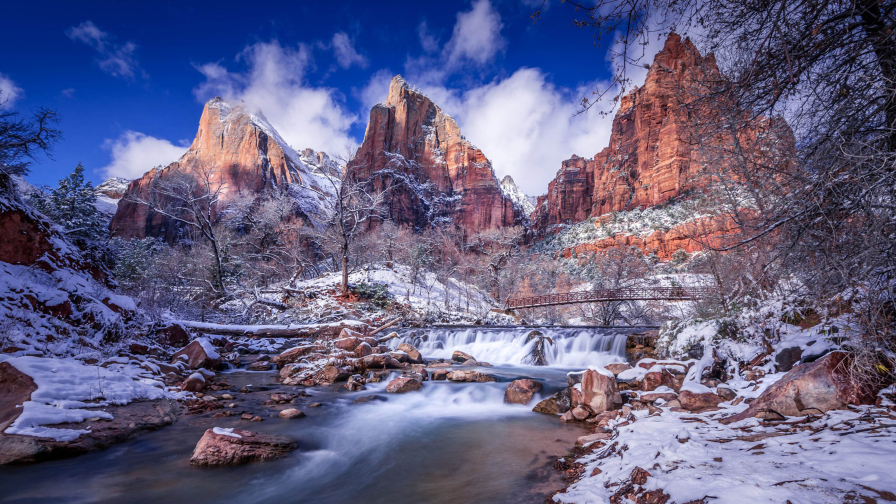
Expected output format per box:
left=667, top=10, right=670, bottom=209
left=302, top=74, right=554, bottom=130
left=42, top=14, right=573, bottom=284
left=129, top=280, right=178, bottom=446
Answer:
left=345, top=75, right=525, bottom=234
left=531, top=33, right=793, bottom=258
left=111, top=98, right=338, bottom=241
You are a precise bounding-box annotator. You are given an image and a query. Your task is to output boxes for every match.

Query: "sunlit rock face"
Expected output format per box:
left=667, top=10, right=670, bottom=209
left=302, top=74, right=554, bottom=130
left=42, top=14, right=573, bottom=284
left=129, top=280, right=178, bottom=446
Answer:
left=531, top=33, right=794, bottom=257
left=346, top=75, right=525, bottom=233
left=111, top=98, right=338, bottom=241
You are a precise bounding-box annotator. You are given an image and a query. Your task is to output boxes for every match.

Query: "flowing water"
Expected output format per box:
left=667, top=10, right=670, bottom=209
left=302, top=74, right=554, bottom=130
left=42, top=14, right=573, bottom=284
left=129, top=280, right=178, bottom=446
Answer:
left=0, top=326, right=645, bottom=504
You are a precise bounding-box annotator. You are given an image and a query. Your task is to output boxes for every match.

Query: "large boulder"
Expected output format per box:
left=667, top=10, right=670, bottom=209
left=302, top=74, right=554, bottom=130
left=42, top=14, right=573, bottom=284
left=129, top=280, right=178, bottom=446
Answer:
left=397, top=343, right=423, bottom=364
left=504, top=379, right=543, bottom=405
left=0, top=362, right=37, bottom=433
left=578, top=369, right=623, bottom=414
left=641, top=368, right=681, bottom=392
left=723, top=351, right=887, bottom=424
left=155, top=323, right=191, bottom=347
left=334, top=337, right=362, bottom=352
left=317, top=364, right=350, bottom=385
left=190, top=428, right=297, bottom=466
left=452, top=350, right=475, bottom=363
left=171, top=339, right=220, bottom=370
left=678, top=389, right=721, bottom=412
left=533, top=389, right=571, bottom=415
left=272, top=345, right=321, bottom=367
left=446, top=370, right=497, bottom=383
left=386, top=377, right=423, bottom=393
left=182, top=372, right=206, bottom=393
left=352, top=354, right=402, bottom=373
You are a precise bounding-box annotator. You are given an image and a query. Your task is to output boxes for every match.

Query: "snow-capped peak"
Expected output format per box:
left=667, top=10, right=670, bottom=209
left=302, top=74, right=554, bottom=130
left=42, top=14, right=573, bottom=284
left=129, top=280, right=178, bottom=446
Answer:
left=500, top=175, right=535, bottom=215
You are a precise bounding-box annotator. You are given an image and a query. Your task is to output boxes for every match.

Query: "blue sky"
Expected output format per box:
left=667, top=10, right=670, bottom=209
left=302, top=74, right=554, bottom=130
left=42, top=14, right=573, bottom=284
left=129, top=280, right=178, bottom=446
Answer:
left=0, top=0, right=662, bottom=195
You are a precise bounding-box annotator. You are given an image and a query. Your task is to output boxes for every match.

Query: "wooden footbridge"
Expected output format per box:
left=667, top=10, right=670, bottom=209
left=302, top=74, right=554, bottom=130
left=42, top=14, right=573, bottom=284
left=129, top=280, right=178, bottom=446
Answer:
left=504, top=286, right=714, bottom=310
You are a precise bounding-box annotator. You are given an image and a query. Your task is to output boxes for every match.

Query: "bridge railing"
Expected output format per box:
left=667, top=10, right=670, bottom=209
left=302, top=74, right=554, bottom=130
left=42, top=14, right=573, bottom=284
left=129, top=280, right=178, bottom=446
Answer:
left=504, top=286, right=715, bottom=309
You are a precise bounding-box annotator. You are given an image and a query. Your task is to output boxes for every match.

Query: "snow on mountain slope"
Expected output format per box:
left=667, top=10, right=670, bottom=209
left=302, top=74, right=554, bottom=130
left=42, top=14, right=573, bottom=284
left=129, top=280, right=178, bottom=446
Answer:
left=500, top=175, right=535, bottom=215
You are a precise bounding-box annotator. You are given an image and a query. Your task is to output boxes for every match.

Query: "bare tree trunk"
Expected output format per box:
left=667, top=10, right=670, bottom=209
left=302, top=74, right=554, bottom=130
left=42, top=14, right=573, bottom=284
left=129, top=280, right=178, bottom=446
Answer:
left=341, top=242, right=349, bottom=293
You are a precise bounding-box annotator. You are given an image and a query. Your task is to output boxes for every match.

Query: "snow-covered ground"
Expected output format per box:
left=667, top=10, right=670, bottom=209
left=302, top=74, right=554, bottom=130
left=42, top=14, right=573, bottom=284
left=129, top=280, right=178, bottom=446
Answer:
left=556, top=382, right=896, bottom=503
left=220, top=263, right=507, bottom=325
left=0, top=355, right=174, bottom=441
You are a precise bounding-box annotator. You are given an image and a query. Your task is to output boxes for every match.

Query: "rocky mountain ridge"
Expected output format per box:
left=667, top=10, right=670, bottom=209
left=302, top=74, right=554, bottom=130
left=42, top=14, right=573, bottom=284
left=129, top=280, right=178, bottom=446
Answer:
left=531, top=33, right=793, bottom=258
left=110, top=98, right=338, bottom=241
left=345, top=75, right=525, bottom=234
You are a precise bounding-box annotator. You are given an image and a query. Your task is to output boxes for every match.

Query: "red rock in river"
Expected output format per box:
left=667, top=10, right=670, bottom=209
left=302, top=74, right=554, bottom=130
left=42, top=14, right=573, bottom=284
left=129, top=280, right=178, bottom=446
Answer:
left=111, top=97, right=338, bottom=241
left=190, top=428, right=297, bottom=466
left=504, top=379, right=543, bottom=405
left=345, top=75, right=526, bottom=234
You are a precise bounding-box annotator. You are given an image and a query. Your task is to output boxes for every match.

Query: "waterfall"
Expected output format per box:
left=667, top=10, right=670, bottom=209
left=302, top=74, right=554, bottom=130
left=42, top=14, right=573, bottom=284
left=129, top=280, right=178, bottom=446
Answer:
left=388, top=327, right=631, bottom=368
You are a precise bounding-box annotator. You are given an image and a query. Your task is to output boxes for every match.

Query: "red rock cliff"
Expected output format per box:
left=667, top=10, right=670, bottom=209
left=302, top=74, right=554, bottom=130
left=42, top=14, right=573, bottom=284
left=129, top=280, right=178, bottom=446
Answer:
left=111, top=98, right=336, bottom=241
left=532, top=33, right=790, bottom=233
left=346, top=75, right=524, bottom=233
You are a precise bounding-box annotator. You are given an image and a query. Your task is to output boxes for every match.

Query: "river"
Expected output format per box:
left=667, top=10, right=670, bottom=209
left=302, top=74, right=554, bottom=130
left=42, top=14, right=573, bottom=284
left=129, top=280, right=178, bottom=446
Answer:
left=0, top=326, right=647, bottom=503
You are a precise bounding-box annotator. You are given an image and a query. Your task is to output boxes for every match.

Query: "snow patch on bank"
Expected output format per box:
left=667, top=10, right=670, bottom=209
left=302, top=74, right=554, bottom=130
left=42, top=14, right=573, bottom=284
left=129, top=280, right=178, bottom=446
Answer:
left=0, top=356, right=172, bottom=442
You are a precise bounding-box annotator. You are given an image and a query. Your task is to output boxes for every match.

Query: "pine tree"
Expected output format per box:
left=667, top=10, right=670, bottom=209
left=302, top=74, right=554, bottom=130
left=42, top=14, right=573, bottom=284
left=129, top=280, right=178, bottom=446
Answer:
left=32, top=162, right=108, bottom=259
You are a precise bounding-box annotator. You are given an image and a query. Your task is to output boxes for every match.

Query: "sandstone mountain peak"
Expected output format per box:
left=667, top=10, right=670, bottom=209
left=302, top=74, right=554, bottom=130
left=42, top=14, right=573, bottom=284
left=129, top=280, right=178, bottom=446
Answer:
left=531, top=32, right=792, bottom=258
left=346, top=76, right=525, bottom=233
left=111, top=97, right=337, bottom=240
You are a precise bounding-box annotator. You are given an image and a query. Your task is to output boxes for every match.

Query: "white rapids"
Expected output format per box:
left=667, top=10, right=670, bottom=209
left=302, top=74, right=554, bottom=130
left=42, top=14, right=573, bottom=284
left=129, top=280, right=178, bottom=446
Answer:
left=387, top=326, right=633, bottom=368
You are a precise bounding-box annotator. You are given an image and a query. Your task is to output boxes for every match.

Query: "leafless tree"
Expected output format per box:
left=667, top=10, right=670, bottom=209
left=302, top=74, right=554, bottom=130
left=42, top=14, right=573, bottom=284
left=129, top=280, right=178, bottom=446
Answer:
left=323, top=145, right=388, bottom=293
left=0, top=97, right=60, bottom=195
left=125, top=163, right=230, bottom=294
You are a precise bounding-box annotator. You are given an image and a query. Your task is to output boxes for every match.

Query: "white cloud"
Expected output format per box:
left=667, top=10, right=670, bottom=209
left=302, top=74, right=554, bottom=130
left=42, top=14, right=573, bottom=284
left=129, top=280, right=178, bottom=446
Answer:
left=66, top=21, right=145, bottom=80
left=331, top=32, right=367, bottom=69
left=0, top=73, right=23, bottom=109
left=357, top=68, right=396, bottom=114
left=101, top=131, right=187, bottom=180
left=193, top=40, right=358, bottom=156
left=443, top=0, right=505, bottom=68
left=417, top=21, right=439, bottom=53
left=408, top=70, right=615, bottom=196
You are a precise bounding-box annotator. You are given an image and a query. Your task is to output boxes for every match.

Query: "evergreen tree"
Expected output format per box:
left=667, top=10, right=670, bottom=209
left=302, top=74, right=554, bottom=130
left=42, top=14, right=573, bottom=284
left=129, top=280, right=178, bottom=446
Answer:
left=32, top=162, right=108, bottom=261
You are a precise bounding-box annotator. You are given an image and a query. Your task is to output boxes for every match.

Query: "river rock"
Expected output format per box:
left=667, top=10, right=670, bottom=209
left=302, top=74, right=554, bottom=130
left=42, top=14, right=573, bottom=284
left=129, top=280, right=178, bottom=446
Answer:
left=446, top=370, right=496, bottom=383
left=270, top=393, right=295, bottom=403
left=716, top=386, right=737, bottom=402
left=386, top=377, right=423, bottom=393
left=576, top=431, right=612, bottom=447
left=405, top=364, right=428, bottom=381
left=504, top=379, right=543, bottom=405
left=571, top=404, right=593, bottom=421
left=397, top=343, right=423, bottom=364
left=642, top=369, right=681, bottom=392
left=639, top=391, right=678, bottom=403
left=278, top=408, right=305, bottom=419
left=678, top=389, right=722, bottom=412
left=533, top=389, right=571, bottom=415
left=183, top=372, right=206, bottom=393
left=171, top=339, right=220, bottom=370
left=334, top=337, right=362, bottom=352
left=317, top=364, right=350, bottom=385
left=579, top=369, right=622, bottom=414
left=353, top=354, right=402, bottom=373
left=190, top=428, right=297, bottom=466
left=155, top=323, right=191, bottom=347
left=605, top=363, right=632, bottom=375
left=354, top=342, right=373, bottom=358
left=353, top=395, right=386, bottom=404
left=775, top=346, right=803, bottom=373
left=246, top=360, right=272, bottom=372
left=452, top=350, right=475, bottom=363
left=272, top=345, right=321, bottom=367
left=431, top=369, right=449, bottom=381
left=722, top=351, right=886, bottom=424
